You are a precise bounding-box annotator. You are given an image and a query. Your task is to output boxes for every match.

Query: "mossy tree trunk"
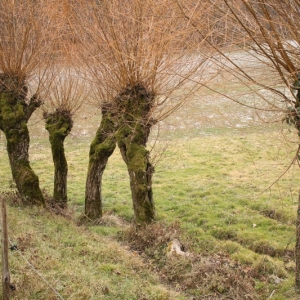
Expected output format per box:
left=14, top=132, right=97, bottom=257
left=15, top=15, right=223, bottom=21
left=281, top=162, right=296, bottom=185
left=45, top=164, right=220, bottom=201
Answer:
left=0, top=74, right=44, bottom=205
left=116, top=84, right=156, bottom=226
left=44, top=109, right=73, bottom=208
left=85, top=102, right=117, bottom=219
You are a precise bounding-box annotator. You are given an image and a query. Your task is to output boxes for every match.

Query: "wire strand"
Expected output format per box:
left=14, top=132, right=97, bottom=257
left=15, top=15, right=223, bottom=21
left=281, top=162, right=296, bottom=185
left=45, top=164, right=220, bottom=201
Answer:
left=7, top=237, right=65, bottom=300
left=0, top=215, right=65, bottom=300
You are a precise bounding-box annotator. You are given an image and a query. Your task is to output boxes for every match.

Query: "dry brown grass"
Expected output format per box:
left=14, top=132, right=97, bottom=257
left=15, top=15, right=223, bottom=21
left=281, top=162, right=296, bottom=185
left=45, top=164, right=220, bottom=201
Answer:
left=121, top=222, right=258, bottom=299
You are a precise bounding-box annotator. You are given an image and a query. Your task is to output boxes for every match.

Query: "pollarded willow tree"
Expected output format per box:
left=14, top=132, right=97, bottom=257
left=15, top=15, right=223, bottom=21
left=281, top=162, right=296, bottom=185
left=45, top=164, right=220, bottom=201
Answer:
left=0, top=0, right=57, bottom=205
left=177, top=0, right=300, bottom=291
left=43, top=67, right=89, bottom=208
left=215, top=0, right=300, bottom=291
left=72, top=0, right=211, bottom=225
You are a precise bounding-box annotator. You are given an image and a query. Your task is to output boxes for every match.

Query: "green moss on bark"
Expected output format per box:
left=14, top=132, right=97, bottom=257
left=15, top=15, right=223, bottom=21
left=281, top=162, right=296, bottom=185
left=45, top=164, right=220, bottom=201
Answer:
left=0, top=74, right=44, bottom=205
left=44, top=109, right=73, bottom=208
left=85, top=102, right=117, bottom=219
left=85, top=85, right=156, bottom=224
left=126, top=143, right=147, bottom=171
left=115, top=83, right=156, bottom=226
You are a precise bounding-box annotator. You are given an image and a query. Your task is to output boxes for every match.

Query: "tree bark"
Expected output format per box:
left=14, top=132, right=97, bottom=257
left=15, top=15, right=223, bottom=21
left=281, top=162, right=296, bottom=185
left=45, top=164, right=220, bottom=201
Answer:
left=296, top=190, right=300, bottom=291
left=115, top=84, right=156, bottom=226
left=44, top=110, right=73, bottom=208
left=295, top=89, right=300, bottom=291
left=2, top=197, right=11, bottom=300
left=0, top=75, right=44, bottom=205
left=85, top=102, right=117, bottom=219
left=118, top=141, right=155, bottom=226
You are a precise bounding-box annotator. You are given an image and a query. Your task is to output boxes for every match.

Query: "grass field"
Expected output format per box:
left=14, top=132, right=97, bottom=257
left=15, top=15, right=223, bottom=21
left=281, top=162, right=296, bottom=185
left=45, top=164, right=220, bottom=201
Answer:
left=1, top=91, right=300, bottom=299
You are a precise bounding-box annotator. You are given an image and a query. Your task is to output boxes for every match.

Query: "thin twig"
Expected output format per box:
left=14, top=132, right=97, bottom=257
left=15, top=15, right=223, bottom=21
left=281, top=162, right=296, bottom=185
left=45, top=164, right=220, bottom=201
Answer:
left=267, top=289, right=276, bottom=300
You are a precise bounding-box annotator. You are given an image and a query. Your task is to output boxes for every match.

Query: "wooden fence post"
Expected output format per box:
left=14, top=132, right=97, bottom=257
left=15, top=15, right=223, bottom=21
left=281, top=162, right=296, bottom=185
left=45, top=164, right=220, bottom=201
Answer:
left=1, top=197, right=10, bottom=300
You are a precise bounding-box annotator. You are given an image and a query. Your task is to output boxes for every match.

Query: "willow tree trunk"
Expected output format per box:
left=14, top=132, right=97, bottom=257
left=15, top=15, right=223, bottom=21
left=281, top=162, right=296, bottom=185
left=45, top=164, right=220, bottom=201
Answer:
left=116, top=84, right=156, bottom=226
left=85, top=102, right=117, bottom=220
left=118, top=141, right=155, bottom=226
left=0, top=75, right=44, bottom=205
left=44, top=110, right=73, bottom=208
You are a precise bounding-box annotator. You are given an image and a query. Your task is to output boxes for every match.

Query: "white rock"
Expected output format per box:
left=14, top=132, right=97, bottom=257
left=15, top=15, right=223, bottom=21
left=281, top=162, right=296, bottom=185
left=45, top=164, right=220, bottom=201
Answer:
left=166, top=239, right=190, bottom=257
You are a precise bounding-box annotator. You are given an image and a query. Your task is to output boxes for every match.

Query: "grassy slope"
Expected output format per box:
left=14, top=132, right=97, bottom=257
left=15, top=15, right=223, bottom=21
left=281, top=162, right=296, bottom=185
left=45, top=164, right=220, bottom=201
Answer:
left=2, top=205, right=184, bottom=300
left=0, top=98, right=300, bottom=299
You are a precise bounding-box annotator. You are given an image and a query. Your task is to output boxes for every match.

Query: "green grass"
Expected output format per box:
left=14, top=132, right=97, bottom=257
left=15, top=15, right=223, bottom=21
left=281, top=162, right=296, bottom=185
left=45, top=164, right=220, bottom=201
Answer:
left=1, top=102, right=300, bottom=299
left=3, top=206, right=184, bottom=299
